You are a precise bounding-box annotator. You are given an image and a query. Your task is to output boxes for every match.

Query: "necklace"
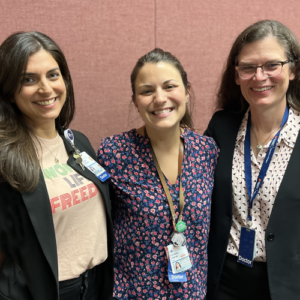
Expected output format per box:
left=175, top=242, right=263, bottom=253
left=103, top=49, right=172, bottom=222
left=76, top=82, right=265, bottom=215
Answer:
left=39, top=135, right=60, bottom=164
left=252, top=126, right=281, bottom=151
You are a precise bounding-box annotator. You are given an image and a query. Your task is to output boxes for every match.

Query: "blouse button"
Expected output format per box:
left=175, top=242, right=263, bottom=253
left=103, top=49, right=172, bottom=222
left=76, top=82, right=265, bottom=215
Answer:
left=267, top=233, right=275, bottom=241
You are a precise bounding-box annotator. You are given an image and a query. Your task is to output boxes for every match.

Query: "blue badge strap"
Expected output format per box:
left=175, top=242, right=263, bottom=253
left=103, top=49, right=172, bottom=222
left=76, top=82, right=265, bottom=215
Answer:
left=244, top=105, right=289, bottom=222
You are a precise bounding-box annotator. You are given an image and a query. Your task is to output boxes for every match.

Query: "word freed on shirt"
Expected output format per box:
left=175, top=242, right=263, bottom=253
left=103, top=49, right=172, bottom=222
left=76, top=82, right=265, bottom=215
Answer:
left=50, top=182, right=98, bottom=214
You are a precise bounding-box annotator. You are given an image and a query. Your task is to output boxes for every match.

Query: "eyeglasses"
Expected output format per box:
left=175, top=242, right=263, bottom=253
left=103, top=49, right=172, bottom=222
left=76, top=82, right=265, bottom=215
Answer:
left=235, top=59, right=294, bottom=80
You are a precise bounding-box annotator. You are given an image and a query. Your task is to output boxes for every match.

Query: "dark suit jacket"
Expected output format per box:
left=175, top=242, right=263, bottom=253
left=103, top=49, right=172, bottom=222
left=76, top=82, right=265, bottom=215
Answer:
left=204, top=109, right=300, bottom=300
left=0, top=129, right=114, bottom=300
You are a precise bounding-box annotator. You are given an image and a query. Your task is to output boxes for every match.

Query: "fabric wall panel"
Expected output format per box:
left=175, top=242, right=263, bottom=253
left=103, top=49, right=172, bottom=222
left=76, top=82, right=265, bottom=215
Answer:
left=156, top=0, right=300, bottom=134
left=0, top=0, right=154, bottom=149
left=1, top=0, right=300, bottom=148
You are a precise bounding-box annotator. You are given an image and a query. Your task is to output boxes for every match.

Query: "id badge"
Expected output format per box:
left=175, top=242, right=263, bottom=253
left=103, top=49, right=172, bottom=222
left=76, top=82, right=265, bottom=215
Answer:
left=167, top=244, right=192, bottom=274
left=165, top=247, right=187, bottom=282
left=80, top=152, right=110, bottom=182
left=237, top=227, right=256, bottom=267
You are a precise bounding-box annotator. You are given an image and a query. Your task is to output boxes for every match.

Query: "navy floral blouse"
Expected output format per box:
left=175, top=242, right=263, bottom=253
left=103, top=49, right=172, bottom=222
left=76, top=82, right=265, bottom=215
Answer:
left=97, top=128, right=218, bottom=300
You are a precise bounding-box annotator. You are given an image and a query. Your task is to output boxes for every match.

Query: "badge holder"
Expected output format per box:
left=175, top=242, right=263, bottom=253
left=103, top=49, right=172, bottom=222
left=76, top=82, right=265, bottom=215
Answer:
left=237, top=225, right=256, bottom=268
left=167, top=244, right=192, bottom=274
left=165, top=246, right=187, bottom=282
left=64, top=129, right=110, bottom=181
left=80, top=152, right=110, bottom=182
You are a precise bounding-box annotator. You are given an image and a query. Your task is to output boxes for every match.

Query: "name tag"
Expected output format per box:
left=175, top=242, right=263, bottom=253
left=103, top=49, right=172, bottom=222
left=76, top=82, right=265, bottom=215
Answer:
left=168, top=259, right=187, bottom=282
left=165, top=246, right=187, bottom=282
left=167, top=244, right=192, bottom=274
left=80, top=152, right=110, bottom=182
left=237, top=227, right=256, bottom=267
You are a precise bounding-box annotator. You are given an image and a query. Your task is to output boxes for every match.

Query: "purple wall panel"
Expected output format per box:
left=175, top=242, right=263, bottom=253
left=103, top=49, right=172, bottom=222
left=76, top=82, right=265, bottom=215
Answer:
left=156, top=0, right=300, bottom=133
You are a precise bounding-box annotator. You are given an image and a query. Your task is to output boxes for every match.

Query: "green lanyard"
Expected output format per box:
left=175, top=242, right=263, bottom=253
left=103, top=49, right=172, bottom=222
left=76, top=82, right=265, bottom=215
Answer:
left=144, top=128, right=186, bottom=233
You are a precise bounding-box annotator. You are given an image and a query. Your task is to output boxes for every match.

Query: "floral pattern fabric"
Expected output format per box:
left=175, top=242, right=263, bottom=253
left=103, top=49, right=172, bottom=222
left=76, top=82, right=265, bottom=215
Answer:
left=97, top=128, right=218, bottom=300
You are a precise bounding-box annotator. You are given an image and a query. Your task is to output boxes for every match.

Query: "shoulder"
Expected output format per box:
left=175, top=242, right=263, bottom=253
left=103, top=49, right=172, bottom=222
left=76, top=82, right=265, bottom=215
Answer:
left=183, top=128, right=218, bottom=152
left=204, top=109, right=246, bottom=139
left=100, top=129, right=141, bottom=150
left=70, top=129, right=95, bottom=158
left=209, top=109, right=242, bottom=123
left=97, top=129, right=144, bottom=163
left=72, top=130, right=91, bottom=143
left=183, top=129, right=219, bottom=168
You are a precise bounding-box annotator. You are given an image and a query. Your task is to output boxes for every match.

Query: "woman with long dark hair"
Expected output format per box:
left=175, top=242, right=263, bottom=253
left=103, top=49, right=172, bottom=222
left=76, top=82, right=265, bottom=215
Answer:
left=0, top=31, right=113, bottom=300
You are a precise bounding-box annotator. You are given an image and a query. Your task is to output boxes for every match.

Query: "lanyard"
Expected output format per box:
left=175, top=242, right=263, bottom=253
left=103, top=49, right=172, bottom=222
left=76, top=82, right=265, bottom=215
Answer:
left=144, top=128, right=185, bottom=232
left=244, top=105, right=289, bottom=224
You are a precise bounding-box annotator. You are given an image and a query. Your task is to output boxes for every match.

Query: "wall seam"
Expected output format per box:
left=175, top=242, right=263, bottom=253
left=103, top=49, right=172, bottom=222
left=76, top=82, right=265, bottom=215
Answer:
left=154, top=0, right=157, bottom=47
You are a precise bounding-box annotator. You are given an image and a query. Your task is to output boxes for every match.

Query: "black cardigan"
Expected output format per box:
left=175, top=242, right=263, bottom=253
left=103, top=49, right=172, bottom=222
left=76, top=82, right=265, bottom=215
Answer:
left=204, top=109, right=300, bottom=300
left=0, top=128, right=114, bottom=300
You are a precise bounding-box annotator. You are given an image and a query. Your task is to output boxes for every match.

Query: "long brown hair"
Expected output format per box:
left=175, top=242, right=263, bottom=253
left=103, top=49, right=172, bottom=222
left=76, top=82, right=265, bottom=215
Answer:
left=0, top=31, right=75, bottom=192
left=131, top=48, right=194, bottom=129
left=216, top=20, right=300, bottom=112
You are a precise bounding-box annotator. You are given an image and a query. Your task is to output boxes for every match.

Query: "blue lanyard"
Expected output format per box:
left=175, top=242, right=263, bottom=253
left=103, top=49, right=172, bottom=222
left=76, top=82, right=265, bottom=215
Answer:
left=244, top=105, right=289, bottom=223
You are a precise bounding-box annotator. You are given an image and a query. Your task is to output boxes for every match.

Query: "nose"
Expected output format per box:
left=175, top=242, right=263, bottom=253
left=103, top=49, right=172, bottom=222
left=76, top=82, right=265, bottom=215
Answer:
left=38, top=78, right=52, bottom=94
left=253, top=66, right=268, bottom=81
left=154, top=89, right=167, bottom=104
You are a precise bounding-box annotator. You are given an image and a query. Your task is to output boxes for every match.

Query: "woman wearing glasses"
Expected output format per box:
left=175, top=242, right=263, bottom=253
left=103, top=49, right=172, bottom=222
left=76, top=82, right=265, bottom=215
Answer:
left=205, top=20, right=300, bottom=300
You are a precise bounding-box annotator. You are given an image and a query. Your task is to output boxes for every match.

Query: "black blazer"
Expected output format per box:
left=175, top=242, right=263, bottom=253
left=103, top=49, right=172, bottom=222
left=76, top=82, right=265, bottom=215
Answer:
left=204, top=109, right=300, bottom=300
left=0, top=129, right=114, bottom=300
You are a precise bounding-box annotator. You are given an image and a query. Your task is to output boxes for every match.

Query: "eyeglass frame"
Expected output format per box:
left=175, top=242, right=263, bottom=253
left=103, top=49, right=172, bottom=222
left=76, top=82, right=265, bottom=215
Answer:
left=235, top=59, right=294, bottom=80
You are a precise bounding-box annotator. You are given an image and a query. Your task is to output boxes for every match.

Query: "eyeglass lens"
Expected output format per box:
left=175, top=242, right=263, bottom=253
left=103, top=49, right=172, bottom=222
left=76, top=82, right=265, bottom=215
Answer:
left=238, top=62, right=283, bottom=79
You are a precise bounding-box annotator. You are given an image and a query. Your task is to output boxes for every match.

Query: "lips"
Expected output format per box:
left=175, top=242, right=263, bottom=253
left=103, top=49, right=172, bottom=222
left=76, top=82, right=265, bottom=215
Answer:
left=251, top=86, right=273, bottom=92
left=34, top=97, right=57, bottom=106
left=152, top=108, right=174, bottom=115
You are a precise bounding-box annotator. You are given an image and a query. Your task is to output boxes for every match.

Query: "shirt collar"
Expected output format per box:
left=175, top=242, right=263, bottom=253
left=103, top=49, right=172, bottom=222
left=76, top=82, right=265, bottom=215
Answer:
left=236, top=107, right=300, bottom=151
left=280, top=107, right=300, bottom=148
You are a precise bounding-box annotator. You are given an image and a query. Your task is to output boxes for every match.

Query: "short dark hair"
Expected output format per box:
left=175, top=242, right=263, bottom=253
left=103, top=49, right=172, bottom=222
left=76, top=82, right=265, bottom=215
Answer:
left=216, top=20, right=300, bottom=112
left=130, top=48, right=193, bottom=128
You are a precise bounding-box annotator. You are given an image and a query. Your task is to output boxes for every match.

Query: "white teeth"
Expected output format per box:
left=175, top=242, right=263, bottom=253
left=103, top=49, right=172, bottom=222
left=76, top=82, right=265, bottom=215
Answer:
left=252, top=87, right=272, bottom=92
left=153, top=108, right=172, bottom=115
left=35, top=98, right=56, bottom=106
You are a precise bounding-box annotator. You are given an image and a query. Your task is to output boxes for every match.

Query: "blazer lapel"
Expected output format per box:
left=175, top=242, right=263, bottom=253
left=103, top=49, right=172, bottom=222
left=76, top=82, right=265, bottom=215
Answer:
left=214, top=111, right=245, bottom=218
left=59, top=129, right=111, bottom=215
left=267, top=132, right=300, bottom=227
left=22, top=171, right=58, bottom=281
left=66, top=155, right=111, bottom=214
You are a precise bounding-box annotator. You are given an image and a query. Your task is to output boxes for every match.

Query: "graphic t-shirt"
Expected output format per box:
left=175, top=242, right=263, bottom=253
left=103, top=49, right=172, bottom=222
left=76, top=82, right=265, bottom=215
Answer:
left=35, top=134, right=107, bottom=281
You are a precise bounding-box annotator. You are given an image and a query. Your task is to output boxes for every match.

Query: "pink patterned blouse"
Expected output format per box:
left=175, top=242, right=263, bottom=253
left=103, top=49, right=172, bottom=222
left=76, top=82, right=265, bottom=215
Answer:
left=98, top=128, right=218, bottom=300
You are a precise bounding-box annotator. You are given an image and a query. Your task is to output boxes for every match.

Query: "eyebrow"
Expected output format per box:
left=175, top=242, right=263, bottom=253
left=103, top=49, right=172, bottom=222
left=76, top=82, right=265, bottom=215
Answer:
left=239, top=60, right=282, bottom=65
left=22, top=67, right=60, bottom=76
left=137, top=79, right=178, bottom=88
